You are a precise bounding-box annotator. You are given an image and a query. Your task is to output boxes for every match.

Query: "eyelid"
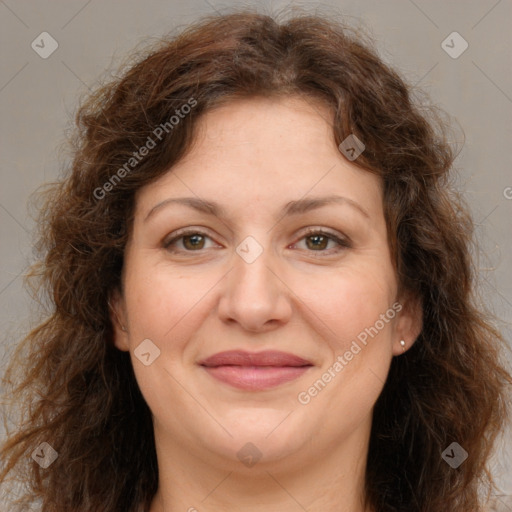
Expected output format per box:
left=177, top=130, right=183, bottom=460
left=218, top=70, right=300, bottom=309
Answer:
left=292, top=227, right=352, bottom=251
left=163, top=226, right=351, bottom=255
left=162, top=227, right=223, bottom=249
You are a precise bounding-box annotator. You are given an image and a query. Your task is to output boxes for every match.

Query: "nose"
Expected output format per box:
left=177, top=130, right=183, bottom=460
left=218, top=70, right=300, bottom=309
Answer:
left=217, top=244, right=293, bottom=333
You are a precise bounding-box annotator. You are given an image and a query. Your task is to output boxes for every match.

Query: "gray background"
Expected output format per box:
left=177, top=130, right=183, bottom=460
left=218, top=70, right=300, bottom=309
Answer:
left=1, top=0, right=511, bottom=508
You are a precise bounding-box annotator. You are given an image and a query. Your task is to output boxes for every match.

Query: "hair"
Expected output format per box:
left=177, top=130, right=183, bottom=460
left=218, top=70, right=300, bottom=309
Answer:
left=1, top=8, right=511, bottom=512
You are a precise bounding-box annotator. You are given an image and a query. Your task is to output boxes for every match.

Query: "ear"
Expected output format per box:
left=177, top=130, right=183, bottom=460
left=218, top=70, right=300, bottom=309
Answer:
left=109, top=288, right=130, bottom=352
left=392, top=292, right=423, bottom=356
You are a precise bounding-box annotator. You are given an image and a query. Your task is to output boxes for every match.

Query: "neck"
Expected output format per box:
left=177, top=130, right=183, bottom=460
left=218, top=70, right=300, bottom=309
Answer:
left=149, top=419, right=373, bottom=512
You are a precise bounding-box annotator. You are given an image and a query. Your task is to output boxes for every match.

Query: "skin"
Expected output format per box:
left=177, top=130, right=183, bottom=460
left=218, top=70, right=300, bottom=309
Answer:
left=111, top=96, right=422, bottom=512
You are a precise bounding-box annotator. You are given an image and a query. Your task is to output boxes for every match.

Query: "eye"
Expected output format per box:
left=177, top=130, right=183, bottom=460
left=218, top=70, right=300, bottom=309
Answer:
left=163, top=230, right=220, bottom=252
left=163, top=228, right=350, bottom=255
left=292, top=229, right=351, bottom=253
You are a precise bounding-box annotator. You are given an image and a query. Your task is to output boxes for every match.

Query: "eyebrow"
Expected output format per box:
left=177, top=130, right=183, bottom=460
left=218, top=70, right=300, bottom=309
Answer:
left=144, top=194, right=370, bottom=222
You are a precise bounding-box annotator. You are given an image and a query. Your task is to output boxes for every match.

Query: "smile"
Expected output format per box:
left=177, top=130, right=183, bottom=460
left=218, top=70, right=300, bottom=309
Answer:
left=199, top=350, right=314, bottom=391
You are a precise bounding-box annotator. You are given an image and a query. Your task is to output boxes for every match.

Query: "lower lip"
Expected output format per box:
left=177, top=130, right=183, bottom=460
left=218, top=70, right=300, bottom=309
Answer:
left=202, top=365, right=312, bottom=390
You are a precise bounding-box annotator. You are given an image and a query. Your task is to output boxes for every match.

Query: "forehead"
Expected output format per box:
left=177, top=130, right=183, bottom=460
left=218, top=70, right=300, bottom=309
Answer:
left=188, top=95, right=338, bottom=167
left=135, top=96, right=383, bottom=220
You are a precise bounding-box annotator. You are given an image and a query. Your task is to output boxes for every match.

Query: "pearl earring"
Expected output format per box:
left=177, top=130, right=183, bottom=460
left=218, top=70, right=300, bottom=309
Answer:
left=400, top=340, right=406, bottom=353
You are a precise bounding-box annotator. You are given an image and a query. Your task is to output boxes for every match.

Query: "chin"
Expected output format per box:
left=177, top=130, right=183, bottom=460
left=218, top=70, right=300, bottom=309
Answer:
left=201, top=408, right=312, bottom=465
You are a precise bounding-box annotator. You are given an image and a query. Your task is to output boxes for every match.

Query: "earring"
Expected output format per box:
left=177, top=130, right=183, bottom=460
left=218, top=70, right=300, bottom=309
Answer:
left=400, top=340, right=406, bottom=353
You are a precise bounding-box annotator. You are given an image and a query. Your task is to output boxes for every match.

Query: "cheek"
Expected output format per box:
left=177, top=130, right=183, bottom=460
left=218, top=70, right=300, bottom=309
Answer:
left=123, top=262, right=215, bottom=435
left=294, top=269, right=397, bottom=435
left=297, top=264, right=397, bottom=353
left=124, top=258, right=211, bottom=343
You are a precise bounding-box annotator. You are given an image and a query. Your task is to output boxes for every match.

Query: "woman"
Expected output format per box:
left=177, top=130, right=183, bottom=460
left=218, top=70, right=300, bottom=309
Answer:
left=1, top=10, right=511, bottom=512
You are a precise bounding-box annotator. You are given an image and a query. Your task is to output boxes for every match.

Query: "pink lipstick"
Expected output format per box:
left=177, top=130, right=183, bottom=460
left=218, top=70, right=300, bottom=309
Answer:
left=199, top=350, right=313, bottom=391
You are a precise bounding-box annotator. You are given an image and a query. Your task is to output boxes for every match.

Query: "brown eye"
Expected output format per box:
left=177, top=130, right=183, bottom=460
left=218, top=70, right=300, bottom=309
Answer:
left=182, top=234, right=206, bottom=250
left=163, top=230, right=219, bottom=253
left=305, top=234, right=329, bottom=250
left=293, top=229, right=351, bottom=254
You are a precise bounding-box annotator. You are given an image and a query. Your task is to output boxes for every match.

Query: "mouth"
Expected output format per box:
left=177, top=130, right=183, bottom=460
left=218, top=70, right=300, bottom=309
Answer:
left=199, top=350, right=314, bottom=391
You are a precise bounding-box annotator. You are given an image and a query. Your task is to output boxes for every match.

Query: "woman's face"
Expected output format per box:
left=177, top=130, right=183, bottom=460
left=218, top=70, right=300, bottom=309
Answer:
left=112, top=96, right=420, bottom=472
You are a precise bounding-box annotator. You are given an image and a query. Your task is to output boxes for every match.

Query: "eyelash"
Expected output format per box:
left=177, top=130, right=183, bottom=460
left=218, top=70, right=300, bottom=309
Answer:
left=163, top=227, right=351, bottom=255
left=298, top=228, right=351, bottom=253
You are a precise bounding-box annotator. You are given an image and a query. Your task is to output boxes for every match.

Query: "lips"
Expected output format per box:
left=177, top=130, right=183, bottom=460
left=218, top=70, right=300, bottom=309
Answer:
left=200, top=350, right=312, bottom=368
left=199, top=350, right=313, bottom=391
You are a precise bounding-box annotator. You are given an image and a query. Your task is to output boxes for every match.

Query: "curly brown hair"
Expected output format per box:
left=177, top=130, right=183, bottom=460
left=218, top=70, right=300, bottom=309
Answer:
left=1, top=9, right=511, bottom=512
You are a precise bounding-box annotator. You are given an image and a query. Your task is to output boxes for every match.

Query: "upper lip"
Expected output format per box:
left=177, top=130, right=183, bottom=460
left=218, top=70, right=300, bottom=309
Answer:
left=199, top=350, right=313, bottom=368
